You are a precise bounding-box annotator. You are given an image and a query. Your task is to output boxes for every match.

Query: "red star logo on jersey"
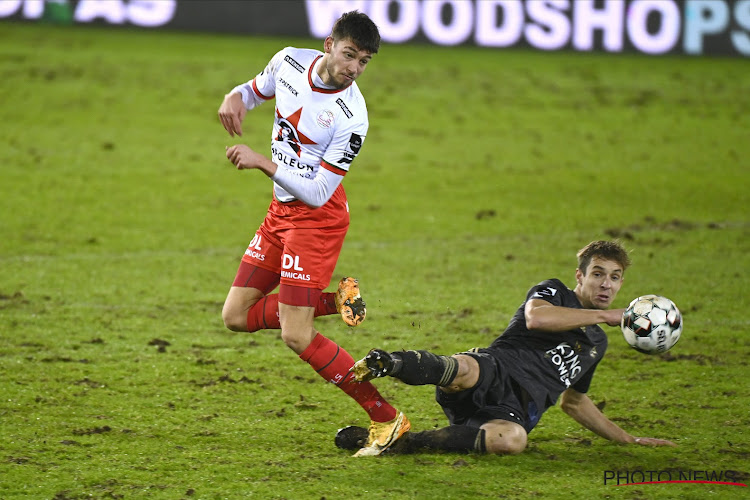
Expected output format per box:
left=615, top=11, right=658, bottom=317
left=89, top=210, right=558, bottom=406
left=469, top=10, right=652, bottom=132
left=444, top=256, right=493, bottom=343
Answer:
left=275, top=107, right=316, bottom=157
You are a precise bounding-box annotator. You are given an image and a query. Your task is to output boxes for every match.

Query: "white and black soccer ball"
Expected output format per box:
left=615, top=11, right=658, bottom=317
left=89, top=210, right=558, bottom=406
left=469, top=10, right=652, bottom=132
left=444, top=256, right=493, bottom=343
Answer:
left=621, top=295, right=682, bottom=354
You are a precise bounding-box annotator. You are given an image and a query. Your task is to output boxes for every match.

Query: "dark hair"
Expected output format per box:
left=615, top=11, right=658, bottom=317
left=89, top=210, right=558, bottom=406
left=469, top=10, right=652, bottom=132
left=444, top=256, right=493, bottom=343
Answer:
left=577, top=240, right=631, bottom=275
left=331, top=11, right=381, bottom=54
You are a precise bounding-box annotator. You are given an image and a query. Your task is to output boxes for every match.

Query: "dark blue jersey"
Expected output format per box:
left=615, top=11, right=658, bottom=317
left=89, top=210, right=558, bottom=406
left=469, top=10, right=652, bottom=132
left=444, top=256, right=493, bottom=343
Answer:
left=487, top=279, right=608, bottom=414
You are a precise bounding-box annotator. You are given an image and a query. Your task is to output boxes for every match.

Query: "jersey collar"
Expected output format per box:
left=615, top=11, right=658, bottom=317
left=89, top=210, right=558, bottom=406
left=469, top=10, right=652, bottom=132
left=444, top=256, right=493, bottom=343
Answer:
left=308, top=55, right=349, bottom=94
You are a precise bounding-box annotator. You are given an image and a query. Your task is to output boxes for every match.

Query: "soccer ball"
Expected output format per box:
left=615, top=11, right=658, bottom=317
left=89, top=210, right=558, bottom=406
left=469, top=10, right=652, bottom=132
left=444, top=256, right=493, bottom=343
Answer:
left=621, top=295, right=682, bottom=354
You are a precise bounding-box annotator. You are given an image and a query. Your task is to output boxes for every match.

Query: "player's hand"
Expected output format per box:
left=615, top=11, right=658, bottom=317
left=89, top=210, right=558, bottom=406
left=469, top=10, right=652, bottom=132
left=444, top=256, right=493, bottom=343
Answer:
left=633, top=437, right=677, bottom=447
left=605, top=308, right=627, bottom=327
left=226, top=145, right=260, bottom=170
left=218, top=92, right=246, bottom=137
left=225, top=146, right=278, bottom=177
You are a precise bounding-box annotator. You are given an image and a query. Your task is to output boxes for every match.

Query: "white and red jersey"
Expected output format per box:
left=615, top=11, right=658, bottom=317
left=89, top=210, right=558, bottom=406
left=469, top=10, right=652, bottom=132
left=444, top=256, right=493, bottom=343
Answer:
left=233, top=47, right=368, bottom=203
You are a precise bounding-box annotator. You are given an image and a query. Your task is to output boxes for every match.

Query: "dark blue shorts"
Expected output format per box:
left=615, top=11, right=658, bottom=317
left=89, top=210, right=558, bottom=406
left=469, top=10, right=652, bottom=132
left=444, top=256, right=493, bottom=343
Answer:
left=435, top=349, right=541, bottom=434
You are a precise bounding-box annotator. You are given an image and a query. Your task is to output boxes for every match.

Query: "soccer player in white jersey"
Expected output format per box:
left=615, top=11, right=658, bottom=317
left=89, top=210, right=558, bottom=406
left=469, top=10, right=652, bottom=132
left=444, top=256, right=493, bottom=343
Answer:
left=340, top=241, right=677, bottom=454
left=217, top=11, right=409, bottom=457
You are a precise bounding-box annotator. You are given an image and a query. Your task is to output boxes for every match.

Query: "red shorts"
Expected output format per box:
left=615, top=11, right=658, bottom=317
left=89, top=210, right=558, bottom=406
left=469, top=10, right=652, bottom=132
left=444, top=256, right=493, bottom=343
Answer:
left=235, top=184, right=350, bottom=291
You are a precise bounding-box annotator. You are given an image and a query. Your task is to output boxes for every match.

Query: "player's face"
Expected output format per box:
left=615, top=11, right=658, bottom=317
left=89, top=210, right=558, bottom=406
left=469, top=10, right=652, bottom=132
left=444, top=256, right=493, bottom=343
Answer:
left=575, top=257, right=624, bottom=309
left=321, top=37, right=373, bottom=88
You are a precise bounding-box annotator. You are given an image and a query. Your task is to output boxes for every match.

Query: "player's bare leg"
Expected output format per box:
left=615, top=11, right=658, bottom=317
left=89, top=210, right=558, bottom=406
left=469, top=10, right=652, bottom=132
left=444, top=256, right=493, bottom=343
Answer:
left=222, top=286, right=265, bottom=332
left=278, top=303, right=317, bottom=354
left=222, top=273, right=362, bottom=333
left=438, top=355, right=480, bottom=393
left=346, top=349, right=487, bottom=457
left=480, top=420, right=528, bottom=454
left=347, top=350, right=527, bottom=455
left=278, top=300, right=408, bottom=456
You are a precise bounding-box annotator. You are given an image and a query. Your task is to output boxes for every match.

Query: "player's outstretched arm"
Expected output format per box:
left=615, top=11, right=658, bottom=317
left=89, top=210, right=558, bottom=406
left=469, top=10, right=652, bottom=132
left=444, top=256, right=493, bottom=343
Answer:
left=218, top=92, right=247, bottom=137
left=525, top=299, right=624, bottom=332
left=560, top=388, right=676, bottom=447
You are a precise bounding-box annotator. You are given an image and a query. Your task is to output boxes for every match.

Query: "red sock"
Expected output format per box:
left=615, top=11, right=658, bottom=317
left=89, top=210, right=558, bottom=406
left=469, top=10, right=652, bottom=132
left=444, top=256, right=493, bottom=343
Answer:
left=315, top=292, right=338, bottom=316
left=299, top=333, right=397, bottom=423
left=246, top=295, right=281, bottom=331
left=246, top=292, right=338, bottom=332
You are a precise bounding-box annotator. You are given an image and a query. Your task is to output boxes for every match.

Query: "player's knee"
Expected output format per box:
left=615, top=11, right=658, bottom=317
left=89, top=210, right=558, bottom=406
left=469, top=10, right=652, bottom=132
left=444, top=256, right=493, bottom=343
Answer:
left=482, top=424, right=527, bottom=455
left=222, top=315, right=245, bottom=332
left=222, top=304, right=247, bottom=332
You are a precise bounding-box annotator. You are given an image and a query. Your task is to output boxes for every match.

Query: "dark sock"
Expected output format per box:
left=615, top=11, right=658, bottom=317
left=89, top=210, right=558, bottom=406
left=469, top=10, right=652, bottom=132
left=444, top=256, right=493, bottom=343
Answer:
left=394, top=426, right=486, bottom=454
left=390, top=350, right=459, bottom=387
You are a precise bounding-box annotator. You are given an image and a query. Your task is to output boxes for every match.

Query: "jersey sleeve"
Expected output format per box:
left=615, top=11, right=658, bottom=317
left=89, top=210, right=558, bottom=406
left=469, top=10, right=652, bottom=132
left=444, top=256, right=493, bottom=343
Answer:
left=271, top=165, right=344, bottom=208
left=231, top=48, right=286, bottom=110
left=526, top=279, right=566, bottom=307
left=320, top=102, right=368, bottom=174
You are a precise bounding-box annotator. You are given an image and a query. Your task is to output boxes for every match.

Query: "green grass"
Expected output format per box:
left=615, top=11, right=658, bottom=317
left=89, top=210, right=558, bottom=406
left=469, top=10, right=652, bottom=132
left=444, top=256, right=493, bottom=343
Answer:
left=1, top=22, right=749, bottom=499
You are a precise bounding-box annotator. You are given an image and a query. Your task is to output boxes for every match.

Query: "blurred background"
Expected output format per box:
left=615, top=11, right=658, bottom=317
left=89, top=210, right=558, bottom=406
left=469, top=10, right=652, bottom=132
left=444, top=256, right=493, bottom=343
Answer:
left=2, top=0, right=749, bottom=57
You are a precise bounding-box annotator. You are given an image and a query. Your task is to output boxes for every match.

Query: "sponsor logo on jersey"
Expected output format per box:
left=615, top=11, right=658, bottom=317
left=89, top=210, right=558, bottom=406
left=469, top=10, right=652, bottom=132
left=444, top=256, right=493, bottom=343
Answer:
left=275, top=106, right=317, bottom=157
left=271, top=146, right=314, bottom=174
left=316, top=110, right=334, bottom=128
left=532, top=287, right=558, bottom=299
left=545, top=342, right=582, bottom=388
left=276, top=122, right=301, bottom=155
left=279, top=77, right=298, bottom=96
left=338, top=133, right=362, bottom=164
left=347, top=133, right=362, bottom=153
left=336, top=98, right=353, bottom=118
left=284, top=55, right=305, bottom=73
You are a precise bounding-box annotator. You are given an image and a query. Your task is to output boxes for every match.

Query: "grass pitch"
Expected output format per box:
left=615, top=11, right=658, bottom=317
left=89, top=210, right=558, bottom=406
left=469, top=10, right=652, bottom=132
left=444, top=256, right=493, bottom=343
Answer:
left=1, top=22, right=749, bottom=500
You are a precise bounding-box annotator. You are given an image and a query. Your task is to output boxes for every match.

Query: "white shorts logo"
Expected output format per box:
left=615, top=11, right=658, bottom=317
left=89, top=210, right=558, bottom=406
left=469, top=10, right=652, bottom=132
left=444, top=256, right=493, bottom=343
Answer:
left=244, top=234, right=265, bottom=261
left=281, top=253, right=311, bottom=281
